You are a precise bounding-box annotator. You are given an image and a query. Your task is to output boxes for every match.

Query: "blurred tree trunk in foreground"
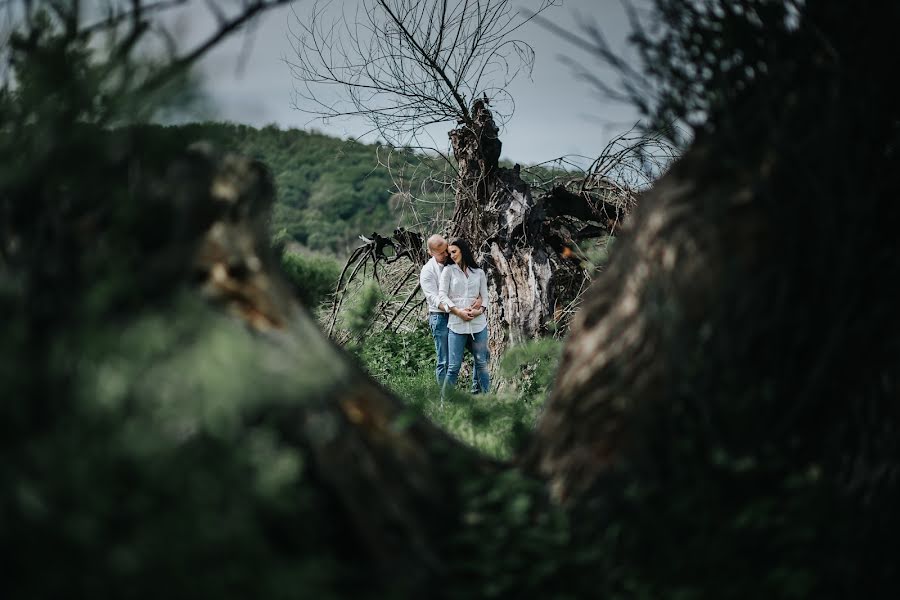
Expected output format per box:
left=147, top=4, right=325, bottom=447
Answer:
left=521, top=1, right=900, bottom=594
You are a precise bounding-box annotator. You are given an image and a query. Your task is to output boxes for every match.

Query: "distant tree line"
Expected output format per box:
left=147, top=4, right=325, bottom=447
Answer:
left=149, top=122, right=574, bottom=257
left=141, top=122, right=419, bottom=255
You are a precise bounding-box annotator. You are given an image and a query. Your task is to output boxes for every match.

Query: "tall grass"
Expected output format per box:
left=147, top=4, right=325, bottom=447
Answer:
left=357, top=323, right=560, bottom=460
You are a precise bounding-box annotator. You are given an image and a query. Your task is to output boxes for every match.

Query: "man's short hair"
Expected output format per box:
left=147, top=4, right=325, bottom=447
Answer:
left=427, top=234, right=447, bottom=251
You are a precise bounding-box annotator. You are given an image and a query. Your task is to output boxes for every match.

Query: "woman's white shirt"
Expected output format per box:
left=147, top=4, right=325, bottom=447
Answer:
left=439, top=264, right=489, bottom=334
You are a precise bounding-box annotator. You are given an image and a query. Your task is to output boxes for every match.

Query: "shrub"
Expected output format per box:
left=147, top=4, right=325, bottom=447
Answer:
left=280, top=251, right=341, bottom=309
left=500, top=337, right=563, bottom=401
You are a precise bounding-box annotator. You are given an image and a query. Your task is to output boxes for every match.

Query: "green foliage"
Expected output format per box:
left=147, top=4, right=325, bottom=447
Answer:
left=0, top=7, right=371, bottom=597
left=279, top=251, right=341, bottom=309
left=360, top=321, right=437, bottom=380
left=156, top=122, right=446, bottom=255
left=447, top=470, right=577, bottom=598
left=136, top=123, right=577, bottom=257
left=500, top=337, right=563, bottom=401
left=631, top=0, right=805, bottom=147
left=574, top=234, right=616, bottom=275
left=358, top=323, right=542, bottom=460
left=4, top=291, right=380, bottom=598
left=341, top=281, right=384, bottom=342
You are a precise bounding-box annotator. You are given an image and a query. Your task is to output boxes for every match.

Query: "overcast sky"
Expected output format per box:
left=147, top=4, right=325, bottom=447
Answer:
left=179, top=0, right=646, bottom=166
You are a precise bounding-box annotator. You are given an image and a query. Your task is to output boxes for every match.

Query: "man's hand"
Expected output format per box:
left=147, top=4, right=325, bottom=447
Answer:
left=469, top=296, right=483, bottom=310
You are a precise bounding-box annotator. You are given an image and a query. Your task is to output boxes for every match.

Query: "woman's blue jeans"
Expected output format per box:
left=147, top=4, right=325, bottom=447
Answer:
left=443, top=327, right=490, bottom=395
left=430, top=313, right=479, bottom=392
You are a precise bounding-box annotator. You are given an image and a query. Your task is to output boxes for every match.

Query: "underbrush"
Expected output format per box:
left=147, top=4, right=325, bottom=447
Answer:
left=278, top=250, right=342, bottom=309
left=357, top=323, right=561, bottom=460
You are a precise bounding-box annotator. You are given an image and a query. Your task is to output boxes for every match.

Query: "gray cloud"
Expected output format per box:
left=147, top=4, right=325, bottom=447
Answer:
left=189, top=0, right=645, bottom=166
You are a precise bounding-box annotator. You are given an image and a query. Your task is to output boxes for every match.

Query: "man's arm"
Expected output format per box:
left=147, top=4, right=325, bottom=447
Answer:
left=473, top=271, right=489, bottom=316
left=438, top=267, right=453, bottom=311
left=420, top=266, right=447, bottom=312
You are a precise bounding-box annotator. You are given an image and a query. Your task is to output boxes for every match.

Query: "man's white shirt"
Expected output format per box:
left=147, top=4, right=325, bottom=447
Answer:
left=420, top=256, right=447, bottom=314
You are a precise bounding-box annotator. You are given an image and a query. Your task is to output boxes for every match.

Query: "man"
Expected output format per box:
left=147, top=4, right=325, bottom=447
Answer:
left=420, top=234, right=482, bottom=390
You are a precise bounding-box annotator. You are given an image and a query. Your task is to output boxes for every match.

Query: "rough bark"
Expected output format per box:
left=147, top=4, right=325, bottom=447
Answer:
left=522, top=149, right=762, bottom=500
left=447, top=101, right=608, bottom=360
left=521, top=0, right=900, bottom=513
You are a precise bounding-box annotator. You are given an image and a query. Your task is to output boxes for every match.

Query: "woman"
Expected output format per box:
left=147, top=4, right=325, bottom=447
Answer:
left=438, top=238, right=490, bottom=395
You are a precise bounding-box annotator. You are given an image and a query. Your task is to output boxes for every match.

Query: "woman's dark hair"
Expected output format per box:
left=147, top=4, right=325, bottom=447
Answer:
left=449, top=238, right=478, bottom=270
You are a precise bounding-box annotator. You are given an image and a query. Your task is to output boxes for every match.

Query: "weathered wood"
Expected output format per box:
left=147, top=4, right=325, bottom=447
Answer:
left=522, top=157, right=734, bottom=501
left=448, top=103, right=598, bottom=360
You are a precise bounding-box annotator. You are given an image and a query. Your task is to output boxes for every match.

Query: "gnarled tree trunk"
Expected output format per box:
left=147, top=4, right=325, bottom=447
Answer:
left=447, top=100, right=614, bottom=362
left=326, top=100, right=633, bottom=363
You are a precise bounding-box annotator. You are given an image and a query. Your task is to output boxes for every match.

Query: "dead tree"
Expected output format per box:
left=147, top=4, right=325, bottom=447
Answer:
left=325, top=227, right=428, bottom=341
left=445, top=99, right=666, bottom=360
left=288, top=0, right=558, bottom=145
left=289, top=0, right=651, bottom=358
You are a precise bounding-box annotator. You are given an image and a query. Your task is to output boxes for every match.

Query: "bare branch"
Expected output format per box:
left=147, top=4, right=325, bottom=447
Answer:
left=288, top=0, right=560, bottom=147
left=138, top=0, right=293, bottom=96
left=81, top=0, right=188, bottom=36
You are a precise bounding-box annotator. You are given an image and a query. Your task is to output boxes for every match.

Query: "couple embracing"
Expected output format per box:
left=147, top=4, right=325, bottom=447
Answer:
left=419, top=234, right=491, bottom=395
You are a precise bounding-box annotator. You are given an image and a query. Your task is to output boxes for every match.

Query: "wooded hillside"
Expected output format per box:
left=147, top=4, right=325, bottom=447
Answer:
left=148, top=122, right=571, bottom=256
left=145, top=122, right=420, bottom=255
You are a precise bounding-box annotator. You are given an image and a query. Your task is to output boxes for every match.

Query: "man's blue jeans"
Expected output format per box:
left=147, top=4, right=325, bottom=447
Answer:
left=428, top=312, right=450, bottom=386
left=444, top=327, right=490, bottom=395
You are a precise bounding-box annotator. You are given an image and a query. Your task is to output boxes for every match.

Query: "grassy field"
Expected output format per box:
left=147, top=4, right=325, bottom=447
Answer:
left=357, top=323, right=560, bottom=460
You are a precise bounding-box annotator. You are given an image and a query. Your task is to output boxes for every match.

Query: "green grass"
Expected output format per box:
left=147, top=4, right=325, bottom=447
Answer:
left=357, top=323, right=558, bottom=460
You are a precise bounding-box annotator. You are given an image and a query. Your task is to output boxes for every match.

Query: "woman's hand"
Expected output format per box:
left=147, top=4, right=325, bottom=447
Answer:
left=453, top=307, right=474, bottom=321
left=466, top=299, right=484, bottom=317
